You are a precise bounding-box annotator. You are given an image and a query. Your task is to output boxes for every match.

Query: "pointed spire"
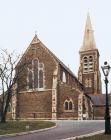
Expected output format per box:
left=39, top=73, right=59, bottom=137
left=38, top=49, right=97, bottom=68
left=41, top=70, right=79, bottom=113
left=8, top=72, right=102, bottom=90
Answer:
left=80, top=13, right=97, bottom=52
left=31, top=31, right=40, bottom=44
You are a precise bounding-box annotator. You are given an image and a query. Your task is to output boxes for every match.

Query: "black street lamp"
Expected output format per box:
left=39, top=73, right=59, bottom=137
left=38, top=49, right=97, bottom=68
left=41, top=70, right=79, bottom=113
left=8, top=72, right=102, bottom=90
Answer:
left=101, top=61, right=111, bottom=134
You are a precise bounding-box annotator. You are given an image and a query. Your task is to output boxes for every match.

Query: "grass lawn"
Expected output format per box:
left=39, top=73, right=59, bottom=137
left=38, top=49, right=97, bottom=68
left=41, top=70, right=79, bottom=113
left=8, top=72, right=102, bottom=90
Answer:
left=75, top=134, right=111, bottom=140
left=0, top=121, right=55, bottom=135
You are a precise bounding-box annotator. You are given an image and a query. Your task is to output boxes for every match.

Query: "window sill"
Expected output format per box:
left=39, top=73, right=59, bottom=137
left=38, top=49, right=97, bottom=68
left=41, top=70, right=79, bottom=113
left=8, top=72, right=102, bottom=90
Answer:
left=64, top=110, right=74, bottom=113
left=27, top=88, right=45, bottom=92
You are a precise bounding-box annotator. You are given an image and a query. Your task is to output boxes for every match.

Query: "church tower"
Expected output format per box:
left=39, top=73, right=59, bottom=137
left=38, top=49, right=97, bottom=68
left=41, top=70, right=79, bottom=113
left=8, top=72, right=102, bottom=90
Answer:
left=78, top=14, right=102, bottom=95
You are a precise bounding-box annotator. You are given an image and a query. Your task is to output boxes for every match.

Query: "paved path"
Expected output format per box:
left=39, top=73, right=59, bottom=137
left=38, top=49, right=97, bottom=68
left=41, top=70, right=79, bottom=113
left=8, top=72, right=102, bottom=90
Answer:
left=0, top=120, right=104, bottom=140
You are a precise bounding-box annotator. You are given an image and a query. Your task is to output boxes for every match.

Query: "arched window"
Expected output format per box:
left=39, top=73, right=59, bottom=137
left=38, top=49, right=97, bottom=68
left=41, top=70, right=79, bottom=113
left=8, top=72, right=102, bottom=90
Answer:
left=64, top=99, right=73, bottom=111
left=34, top=70, right=38, bottom=88
left=83, top=56, right=94, bottom=73
left=34, top=59, right=38, bottom=89
left=89, top=56, right=93, bottom=72
left=84, top=57, right=88, bottom=63
left=69, top=101, right=73, bottom=110
left=33, top=59, right=38, bottom=69
left=89, top=56, right=93, bottom=62
left=62, top=71, right=66, bottom=83
left=39, top=70, right=43, bottom=88
left=27, top=59, right=44, bottom=91
left=83, top=56, right=88, bottom=73
left=28, top=71, right=33, bottom=89
left=39, top=63, right=44, bottom=89
left=65, top=101, right=68, bottom=110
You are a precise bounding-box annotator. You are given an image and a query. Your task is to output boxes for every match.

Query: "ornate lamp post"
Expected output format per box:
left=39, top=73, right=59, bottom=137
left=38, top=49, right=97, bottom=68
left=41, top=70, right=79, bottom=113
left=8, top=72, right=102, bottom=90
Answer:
left=101, top=61, right=111, bottom=134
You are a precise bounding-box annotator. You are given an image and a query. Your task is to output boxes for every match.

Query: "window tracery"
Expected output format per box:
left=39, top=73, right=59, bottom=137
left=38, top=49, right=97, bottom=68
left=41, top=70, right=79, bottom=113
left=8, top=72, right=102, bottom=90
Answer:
left=64, top=99, right=74, bottom=111
left=27, top=58, right=44, bottom=90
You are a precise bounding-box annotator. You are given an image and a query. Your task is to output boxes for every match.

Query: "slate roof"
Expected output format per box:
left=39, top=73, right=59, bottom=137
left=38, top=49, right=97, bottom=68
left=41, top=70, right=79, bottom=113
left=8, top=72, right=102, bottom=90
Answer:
left=88, top=94, right=111, bottom=106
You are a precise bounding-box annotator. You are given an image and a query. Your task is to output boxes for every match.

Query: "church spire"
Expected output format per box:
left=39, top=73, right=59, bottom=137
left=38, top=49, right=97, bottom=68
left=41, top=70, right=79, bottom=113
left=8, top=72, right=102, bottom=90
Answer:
left=78, top=14, right=101, bottom=95
left=80, top=13, right=97, bottom=52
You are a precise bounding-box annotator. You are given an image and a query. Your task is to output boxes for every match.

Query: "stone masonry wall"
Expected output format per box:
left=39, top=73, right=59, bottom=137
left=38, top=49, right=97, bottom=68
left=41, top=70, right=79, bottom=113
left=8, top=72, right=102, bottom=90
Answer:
left=16, top=40, right=57, bottom=119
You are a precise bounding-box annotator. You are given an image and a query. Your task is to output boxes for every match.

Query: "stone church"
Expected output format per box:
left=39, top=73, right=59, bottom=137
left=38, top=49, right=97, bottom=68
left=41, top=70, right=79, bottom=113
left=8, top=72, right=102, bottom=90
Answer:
left=10, top=14, right=109, bottom=120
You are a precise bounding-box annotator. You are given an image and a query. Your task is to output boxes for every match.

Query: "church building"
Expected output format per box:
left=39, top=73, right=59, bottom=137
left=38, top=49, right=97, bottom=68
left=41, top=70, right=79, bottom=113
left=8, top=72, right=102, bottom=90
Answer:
left=10, top=14, right=109, bottom=120
left=14, top=34, right=84, bottom=120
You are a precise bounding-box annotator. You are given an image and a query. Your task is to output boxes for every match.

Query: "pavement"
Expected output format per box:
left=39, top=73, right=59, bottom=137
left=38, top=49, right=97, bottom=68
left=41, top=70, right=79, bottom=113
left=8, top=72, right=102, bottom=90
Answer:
left=0, top=120, right=104, bottom=140
left=62, top=130, right=104, bottom=140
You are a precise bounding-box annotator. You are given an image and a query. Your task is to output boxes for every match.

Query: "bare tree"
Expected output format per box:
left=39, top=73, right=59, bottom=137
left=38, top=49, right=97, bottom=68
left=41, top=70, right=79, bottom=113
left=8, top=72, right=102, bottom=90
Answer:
left=0, top=49, right=20, bottom=123
left=0, top=47, right=34, bottom=123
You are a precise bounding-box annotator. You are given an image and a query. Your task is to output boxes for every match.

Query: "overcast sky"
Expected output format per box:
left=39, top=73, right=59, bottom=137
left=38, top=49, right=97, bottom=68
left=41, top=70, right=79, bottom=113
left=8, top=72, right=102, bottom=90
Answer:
left=0, top=0, right=111, bottom=92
